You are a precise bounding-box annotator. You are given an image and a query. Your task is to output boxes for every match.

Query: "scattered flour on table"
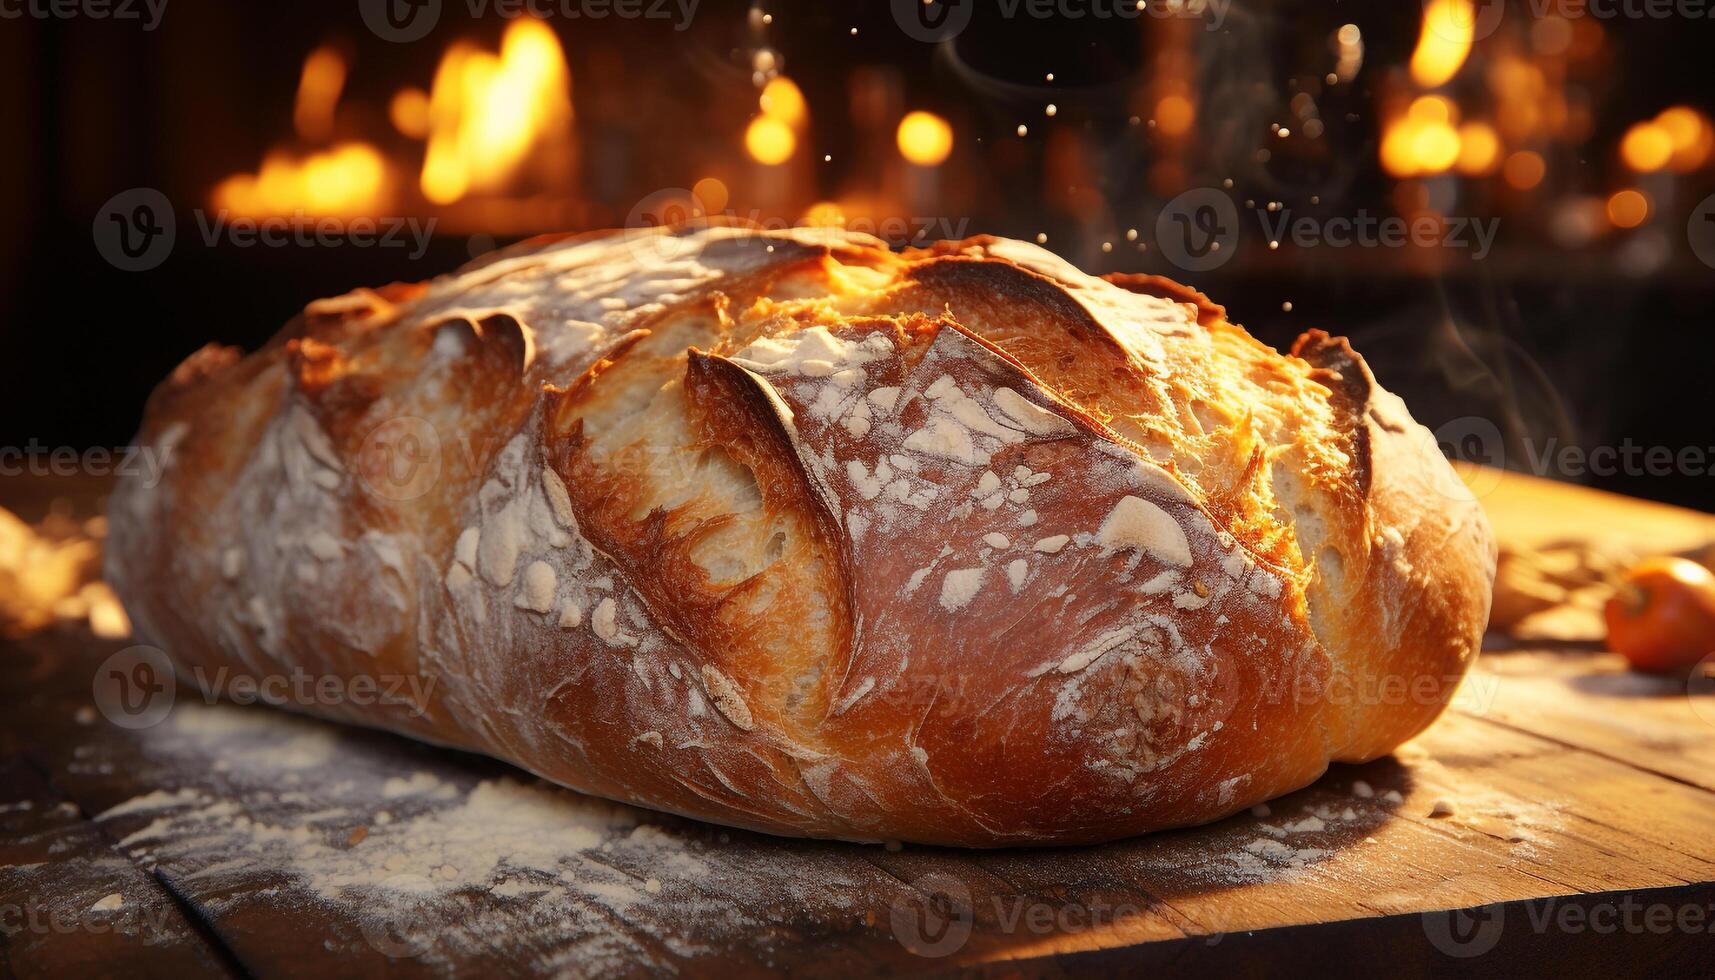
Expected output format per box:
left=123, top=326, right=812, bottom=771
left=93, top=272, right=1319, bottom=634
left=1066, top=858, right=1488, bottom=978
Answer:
left=89, top=701, right=870, bottom=971
left=1185, top=765, right=1567, bottom=884
left=100, top=706, right=707, bottom=908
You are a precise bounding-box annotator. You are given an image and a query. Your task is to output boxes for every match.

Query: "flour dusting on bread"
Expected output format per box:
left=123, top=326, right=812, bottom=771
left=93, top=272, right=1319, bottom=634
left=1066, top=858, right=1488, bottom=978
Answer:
left=105, top=224, right=1495, bottom=846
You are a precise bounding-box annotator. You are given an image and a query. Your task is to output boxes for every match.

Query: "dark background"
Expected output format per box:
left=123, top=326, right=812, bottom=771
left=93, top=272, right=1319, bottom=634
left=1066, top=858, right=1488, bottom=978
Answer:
left=1, top=0, right=1711, bottom=509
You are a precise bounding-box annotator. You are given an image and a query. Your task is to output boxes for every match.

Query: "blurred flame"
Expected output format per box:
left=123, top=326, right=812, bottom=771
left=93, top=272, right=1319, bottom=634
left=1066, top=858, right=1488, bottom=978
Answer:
left=216, top=45, right=390, bottom=217
left=1502, top=150, right=1546, bottom=190
left=1381, top=97, right=1463, bottom=177
left=896, top=111, right=953, bottom=167
left=1620, top=122, right=1673, bottom=173
left=213, top=143, right=390, bottom=218
left=800, top=201, right=848, bottom=227
left=1490, top=56, right=1550, bottom=141
left=1455, top=122, right=1500, bottom=174
left=390, top=87, right=431, bottom=139
left=760, top=77, right=807, bottom=128
left=1410, top=95, right=1455, bottom=126
left=1411, top=0, right=1475, bottom=87
left=1606, top=189, right=1649, bottom=228
left=1640, top=106, right=1712, bottom=173
left=293, top=46, right=347, bottom=143
left=745, top=74, right=807, bottom=166
left=1154, top=94, right=1195, bottom=137
left=420, top=19, right=574, bottom=205
left=692, top=176, right=729, bottom=213
left=746, top=116, right=796, bottom=165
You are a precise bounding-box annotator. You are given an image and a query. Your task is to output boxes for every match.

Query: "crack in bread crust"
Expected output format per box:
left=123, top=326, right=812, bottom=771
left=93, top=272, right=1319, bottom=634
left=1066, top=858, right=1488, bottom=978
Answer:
left=105, top=224, right=1495, bottom=846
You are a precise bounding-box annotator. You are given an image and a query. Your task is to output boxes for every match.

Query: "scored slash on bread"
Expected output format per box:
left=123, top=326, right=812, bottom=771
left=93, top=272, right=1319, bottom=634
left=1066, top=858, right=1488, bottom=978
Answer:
left=105, top=223, right=1496, bottom=846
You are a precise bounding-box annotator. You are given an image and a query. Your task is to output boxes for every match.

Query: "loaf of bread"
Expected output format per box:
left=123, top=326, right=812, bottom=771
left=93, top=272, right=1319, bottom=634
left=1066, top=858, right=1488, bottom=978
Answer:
left=106, top=225, right=1496, bottom=846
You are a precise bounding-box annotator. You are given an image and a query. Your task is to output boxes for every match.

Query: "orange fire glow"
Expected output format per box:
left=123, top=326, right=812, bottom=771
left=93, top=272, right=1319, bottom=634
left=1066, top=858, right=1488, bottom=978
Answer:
left=212, top=143, right=391, bottom=218
left=1411, top=0, right=1476, bottom=88
left=1606, top=188, right=1649, bottom=228
left=1502, top=150, right=1546, bottom=190
left=1380, top=96, right=1464, bottom=177
left=896, top=111, right=953, bottom=167
left=420, top=19, right=575, bottom=205
left=213, top=18, right=575, bottom=219
left=759, top=77, right=807, bottom=128
left=213, top=43, right=391, bottom=218
left=390, top=87, right=432, bottom=140
left=746, top=75, right=807, bottom=165
left=1622, top=106, right=1713, bottom=174
left=293, top=46, right=347, bottom=143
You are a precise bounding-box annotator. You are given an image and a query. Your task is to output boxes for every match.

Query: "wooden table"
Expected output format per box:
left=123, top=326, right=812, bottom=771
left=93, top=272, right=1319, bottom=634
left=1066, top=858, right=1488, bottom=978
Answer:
left=2, top=470, right=1712, bottom=978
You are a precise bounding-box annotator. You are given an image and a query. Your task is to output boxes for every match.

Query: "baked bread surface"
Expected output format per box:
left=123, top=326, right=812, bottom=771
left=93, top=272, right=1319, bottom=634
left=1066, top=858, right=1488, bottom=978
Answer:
left=107, top=225, right=1496, bottom=845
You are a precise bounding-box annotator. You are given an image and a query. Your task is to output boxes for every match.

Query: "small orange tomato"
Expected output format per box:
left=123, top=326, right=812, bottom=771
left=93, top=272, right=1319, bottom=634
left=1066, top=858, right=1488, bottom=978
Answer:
left=1604, top=557, right=1715, bottom=674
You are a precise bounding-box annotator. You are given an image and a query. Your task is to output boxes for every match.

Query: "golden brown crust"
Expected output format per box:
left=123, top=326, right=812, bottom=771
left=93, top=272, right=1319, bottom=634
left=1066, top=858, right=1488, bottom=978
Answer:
left=105, top=225, right=1495, bottom=845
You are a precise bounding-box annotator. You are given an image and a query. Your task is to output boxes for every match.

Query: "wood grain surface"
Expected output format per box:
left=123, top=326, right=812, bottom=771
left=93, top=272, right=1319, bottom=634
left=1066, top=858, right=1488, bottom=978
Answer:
left=2, top=469, right=1712, bottom=978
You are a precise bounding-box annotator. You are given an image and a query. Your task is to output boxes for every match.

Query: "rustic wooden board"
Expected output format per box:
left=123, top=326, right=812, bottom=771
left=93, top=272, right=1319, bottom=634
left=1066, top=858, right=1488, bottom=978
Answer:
left=2, top=470, right=1713, bottom=978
